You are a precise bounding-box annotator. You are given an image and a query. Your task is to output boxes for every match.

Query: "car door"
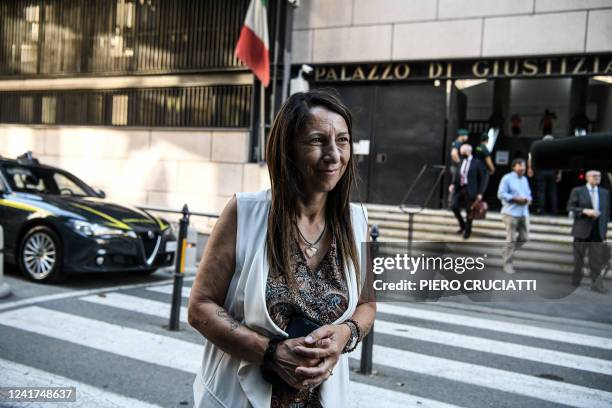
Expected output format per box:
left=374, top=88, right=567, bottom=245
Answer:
left=0, top=175, right=13, bottom=262
left=0, top=169, right=33, bottom=263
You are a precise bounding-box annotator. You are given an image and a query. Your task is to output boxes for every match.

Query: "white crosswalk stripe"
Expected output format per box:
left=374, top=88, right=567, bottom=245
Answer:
left=374, top=319, right=612, bottom=375
left=147, top=284, right=191, bottom=298
left=0, top=306, right=203, bottom=374
left=0, top=358, right=163, bottom=408
left=376, top=303, right=612, bottom=350
left=81, top=292, right=189, bottom=323
left=2, top=282, right=612, bottom=408
left=349, top=381, right=460, bottom=408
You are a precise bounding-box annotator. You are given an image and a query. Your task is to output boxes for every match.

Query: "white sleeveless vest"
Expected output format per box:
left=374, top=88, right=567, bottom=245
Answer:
left=193, top=188, right=369, bottom=408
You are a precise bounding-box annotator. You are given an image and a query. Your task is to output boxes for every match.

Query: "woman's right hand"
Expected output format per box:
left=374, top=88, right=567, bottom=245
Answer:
left=271, top=337, right=321, bottom=389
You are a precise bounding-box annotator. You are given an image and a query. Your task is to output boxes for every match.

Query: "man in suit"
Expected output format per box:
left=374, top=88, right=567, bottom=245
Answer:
left=567, top=170, right=610, bottom=293
left=449, top=144, right=489, bottom=239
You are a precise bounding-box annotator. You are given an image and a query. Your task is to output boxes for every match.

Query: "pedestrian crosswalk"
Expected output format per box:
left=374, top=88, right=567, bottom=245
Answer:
left=1, top=358, right=163, bottom=408
left=1, top=280, right=612, bottom=408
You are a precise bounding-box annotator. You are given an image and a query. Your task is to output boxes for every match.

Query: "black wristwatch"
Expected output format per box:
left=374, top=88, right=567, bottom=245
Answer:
left=260, top=335, right=285, bottom=383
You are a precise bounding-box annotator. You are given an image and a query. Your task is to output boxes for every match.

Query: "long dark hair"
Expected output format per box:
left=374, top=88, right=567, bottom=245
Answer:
left=265, top=88, right=360, bottom=290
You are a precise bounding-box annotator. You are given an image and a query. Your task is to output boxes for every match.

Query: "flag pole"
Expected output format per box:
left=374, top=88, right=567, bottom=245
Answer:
left=269, top=0, right=281, bottom=125
left=259, top=79, right=266, bottom=162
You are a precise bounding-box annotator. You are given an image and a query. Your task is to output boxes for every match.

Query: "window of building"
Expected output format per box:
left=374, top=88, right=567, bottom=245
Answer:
left=112, top=94, right=129, bottom=125
left=0, top=85, right=251, bottom=128
left=42, top=96, right=56, bottom=124
left=0, top=0, right=251, bottom=75
left=19, top=96, right=35, bottom=123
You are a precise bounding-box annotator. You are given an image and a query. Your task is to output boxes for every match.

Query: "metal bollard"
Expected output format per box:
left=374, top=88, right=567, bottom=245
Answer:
left=407, top=211, right=415, bottom=257
left=360, top=224, right=378, bottom=375
left=169, top=204, right=190, bottom=331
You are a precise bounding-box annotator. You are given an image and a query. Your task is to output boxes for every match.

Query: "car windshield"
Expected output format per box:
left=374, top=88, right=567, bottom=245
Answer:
left=3, top=165, right=93, bottom=197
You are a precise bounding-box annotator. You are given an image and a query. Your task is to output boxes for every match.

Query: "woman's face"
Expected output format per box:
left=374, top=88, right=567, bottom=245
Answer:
left=293, top=106, right=351, bottom=194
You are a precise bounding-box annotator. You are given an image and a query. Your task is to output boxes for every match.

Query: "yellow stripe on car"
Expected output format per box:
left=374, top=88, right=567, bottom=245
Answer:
left=121, top=217, right=168, bottom=230
left=153, top=215, right=168, bottom=230
left=122, top=218, right=156, bottom=224
left=72, top=203, right=131, bottom=230
left=0, top=199, right=51, bottom=216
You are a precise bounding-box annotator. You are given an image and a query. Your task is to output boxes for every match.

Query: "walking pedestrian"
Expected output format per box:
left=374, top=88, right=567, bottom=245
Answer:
left=449, top=144, right=489, bottom=239
left=498, top=158, right=532, bottom=274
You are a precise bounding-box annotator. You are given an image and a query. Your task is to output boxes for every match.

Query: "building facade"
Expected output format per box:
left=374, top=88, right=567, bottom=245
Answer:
left=0, top=0, right=275, bottom=215
left=291, top=0, right=612, bottom=207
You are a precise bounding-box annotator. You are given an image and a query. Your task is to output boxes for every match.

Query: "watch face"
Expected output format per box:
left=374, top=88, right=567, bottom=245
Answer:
left=343, top=321, right=359, bottom=352
left=348, top=335, right=358, bottom=348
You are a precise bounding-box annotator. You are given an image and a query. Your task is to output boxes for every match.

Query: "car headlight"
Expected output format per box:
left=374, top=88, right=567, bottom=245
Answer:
left=69, top=220, right=136, bottom=238
left=163, top=220, right=177, bottom=236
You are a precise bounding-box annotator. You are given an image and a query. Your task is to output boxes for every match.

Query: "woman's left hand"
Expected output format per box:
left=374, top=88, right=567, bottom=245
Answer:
left=292, top=324, right=351, bottom=388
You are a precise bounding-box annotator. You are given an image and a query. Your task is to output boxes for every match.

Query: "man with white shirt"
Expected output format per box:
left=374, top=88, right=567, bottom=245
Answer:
left=567, top=170, right=610, bottom=293
left=449, top=144, right=489, bottom=239
left=497, top=158, right=532, bottom=274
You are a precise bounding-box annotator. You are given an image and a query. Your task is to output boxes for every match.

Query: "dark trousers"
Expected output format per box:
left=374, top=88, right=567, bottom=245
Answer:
left=451, top=186, right=475, bottom=233
left=536, top=173, right=558, bottom=215
left=573, top=222, right=604, bottom=285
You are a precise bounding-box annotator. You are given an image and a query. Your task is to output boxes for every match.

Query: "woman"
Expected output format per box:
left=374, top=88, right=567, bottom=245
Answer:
left=188, top=89, right=375, bottom=408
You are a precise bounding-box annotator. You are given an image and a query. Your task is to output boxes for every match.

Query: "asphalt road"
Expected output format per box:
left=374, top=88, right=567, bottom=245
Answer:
left=1, top=265, right=612, bottom=408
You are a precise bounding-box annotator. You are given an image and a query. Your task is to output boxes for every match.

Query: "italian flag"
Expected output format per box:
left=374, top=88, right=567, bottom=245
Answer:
left=235, top=0, right=270, bottom=87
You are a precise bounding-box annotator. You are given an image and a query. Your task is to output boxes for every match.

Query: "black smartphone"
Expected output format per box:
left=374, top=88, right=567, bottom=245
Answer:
left=285, top=314, right=321, bottom=338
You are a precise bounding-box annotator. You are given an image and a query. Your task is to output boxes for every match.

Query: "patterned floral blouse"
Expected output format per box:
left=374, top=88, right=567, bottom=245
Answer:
left=265, top=232, right=348, bottom=408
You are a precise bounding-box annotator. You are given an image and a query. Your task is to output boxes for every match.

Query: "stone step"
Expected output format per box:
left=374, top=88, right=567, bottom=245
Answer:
left=374, top=230, right=581, bottom=260
left=366, top=203, right=572, bottom=223
left=369, top=216, right=578, bottom=238
left=375, top=237, right=573, bottom=254
left=368, top=211, right=576, bottom=236
left=375, top=242, right=576, bottom=265
left=365, top=203, right=612, bottom=230
left=374, top=222, right=574, bottom=244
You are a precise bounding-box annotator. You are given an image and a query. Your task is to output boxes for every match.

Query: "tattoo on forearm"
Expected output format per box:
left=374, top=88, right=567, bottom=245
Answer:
left=216, top=307, right=240, bottom=331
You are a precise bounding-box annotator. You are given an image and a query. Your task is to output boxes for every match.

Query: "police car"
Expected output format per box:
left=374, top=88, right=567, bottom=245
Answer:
left=0, top=152, right=176, bottom=283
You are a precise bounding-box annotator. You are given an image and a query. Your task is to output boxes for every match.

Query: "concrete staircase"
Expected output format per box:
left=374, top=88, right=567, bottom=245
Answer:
left=365, top=203, right=612, bottom=279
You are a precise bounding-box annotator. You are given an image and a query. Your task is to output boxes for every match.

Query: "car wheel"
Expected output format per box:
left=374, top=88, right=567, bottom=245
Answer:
left=19, top=226, right=65, bottom=283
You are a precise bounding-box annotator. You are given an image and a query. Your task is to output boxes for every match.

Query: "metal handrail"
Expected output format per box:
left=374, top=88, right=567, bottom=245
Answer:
left=137, top=204, right=219, bottom=219
left=398, top=164, right=447, bottom=214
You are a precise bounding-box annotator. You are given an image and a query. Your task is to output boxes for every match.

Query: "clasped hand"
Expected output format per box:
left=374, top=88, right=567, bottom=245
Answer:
left=271, top=324, right=350, bottom=390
